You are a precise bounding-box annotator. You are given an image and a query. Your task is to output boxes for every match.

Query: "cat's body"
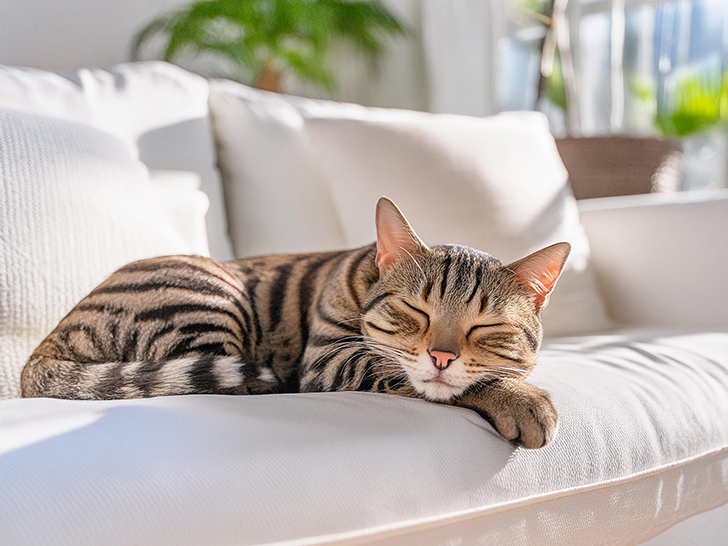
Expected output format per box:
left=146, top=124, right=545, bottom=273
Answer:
left=22, top=198, right=569, bottom=449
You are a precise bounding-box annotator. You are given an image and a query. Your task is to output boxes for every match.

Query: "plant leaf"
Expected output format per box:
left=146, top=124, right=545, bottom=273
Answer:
left=130, top=0, right=406, bottom=89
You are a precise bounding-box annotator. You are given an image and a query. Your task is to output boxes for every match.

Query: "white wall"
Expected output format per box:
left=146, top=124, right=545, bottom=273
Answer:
left=0, top=0, right=502, bottom=115
left=0, top=0, right=187, bottom=70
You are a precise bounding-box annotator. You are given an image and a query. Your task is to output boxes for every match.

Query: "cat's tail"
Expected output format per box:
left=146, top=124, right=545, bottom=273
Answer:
left=20, top=354, right=279, bottom=400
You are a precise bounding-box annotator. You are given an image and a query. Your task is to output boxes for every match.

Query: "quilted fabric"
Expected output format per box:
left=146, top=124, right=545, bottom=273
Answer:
left=1, top=330, right=726, bottom=545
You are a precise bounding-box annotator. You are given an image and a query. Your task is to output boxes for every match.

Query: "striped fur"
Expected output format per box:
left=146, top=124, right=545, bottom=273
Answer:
left=21, top=198, right=569, bottom=448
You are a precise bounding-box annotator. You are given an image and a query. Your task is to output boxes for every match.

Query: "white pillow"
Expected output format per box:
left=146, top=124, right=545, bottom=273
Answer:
left=209, top=82, right=347, bottom=256
left=0, top=62, right=233, bottom=261
left=0, top=109, right=198, bottom=399
left=209, top=81, right=611, bottom=337
left=148, top=170, right=211, bottom=257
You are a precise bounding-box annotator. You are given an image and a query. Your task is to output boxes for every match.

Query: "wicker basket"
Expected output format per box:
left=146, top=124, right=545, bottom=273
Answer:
left=555, top=137, right=682, bottom=200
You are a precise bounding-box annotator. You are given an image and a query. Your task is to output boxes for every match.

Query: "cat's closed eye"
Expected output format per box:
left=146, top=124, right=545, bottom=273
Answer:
left=401, top=301, right=430, bottom=332
left=466, top=323, right=507, bottom=340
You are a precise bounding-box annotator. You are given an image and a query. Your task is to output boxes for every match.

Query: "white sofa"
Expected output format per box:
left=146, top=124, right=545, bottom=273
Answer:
left=0, top=63, right=726, bottom=546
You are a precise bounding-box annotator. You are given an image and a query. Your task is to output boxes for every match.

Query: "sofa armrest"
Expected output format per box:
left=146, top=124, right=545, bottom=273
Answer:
left=578, top=190, right=728, bottom=330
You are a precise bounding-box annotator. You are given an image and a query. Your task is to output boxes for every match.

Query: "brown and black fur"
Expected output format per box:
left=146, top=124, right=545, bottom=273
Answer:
left=21, top=198, right=568, bottom=449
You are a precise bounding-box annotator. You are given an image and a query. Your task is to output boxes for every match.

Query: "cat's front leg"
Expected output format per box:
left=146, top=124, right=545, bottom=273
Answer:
left=452, top=379, right=558, bottom=449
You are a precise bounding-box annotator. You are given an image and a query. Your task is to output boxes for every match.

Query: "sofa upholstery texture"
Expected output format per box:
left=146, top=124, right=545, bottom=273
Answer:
left=0, top=62, right=726, bottom=546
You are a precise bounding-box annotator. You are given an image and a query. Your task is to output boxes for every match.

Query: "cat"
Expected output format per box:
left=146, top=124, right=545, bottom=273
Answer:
left=21, top=197, right=569, bottom=449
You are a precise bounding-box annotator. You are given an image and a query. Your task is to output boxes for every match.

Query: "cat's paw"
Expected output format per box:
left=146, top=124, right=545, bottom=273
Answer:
left=455, top=381, right=558, bottom=449
left=488, top=386, right=558, bottom=449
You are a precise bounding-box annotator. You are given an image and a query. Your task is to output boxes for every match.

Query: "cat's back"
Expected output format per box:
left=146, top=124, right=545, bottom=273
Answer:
left=223, top=246, right=373, bottom=316
left=23, top=247, right=373, bottom=398
left=28, top=254, right=247, bottom=359
left=223, top=248, right=355, bottom=284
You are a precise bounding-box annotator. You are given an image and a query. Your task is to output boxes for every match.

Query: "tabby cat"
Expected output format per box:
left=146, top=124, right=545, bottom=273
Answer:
left=21, top=198, right=570, bottom=449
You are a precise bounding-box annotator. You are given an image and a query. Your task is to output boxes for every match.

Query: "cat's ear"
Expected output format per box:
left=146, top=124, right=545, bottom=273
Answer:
left=506, top=242, right=571, bottom=311
left=375, top=197, right=427, bottom=274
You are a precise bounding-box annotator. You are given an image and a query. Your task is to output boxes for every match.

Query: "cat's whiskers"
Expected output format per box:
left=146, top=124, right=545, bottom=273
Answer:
left=314, top=334, right=409, bottom=369
left=362, top=343, right=417, bottom=364
left=359, top=334, right=410, bottom=355
left=487, top=366, right=527, bottom=375
left=335, top=317, right=362, bottom=326
left=466, top=363, right=527, bottom=377
left=315, top=341, right=368, bottom=363
left=475, top=365, right=528, bottom=380
left=360, top=341, right=405, bottom=357
left=359, top=340, right=408, bottom=359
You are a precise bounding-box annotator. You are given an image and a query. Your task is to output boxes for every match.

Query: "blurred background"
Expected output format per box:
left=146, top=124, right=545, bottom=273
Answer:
left=2, top=0, right=725, bottom=194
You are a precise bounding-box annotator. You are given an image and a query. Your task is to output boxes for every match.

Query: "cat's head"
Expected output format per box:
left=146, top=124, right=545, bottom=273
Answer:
left=360, top=197, right=570, bottom=402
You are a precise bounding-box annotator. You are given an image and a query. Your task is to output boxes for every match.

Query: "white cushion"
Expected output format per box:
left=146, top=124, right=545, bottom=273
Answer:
left=0, top=109, right=198, bottom=399
left=579, top=191, right=728, bottom=331
left=1, top=329, right=725, bottom=545
left=0, top=61, right=233, bottom=260
left=209, top=82, right=348, bottom=256
left=209, top=81, right=610, bottom=337
left=148, top=170, right=211, bottom=258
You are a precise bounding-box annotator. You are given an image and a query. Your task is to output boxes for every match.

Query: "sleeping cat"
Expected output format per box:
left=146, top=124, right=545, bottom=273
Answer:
left=21, top=197, right=569, bottom=449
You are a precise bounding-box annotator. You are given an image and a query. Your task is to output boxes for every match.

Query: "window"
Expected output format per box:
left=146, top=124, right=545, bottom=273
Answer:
left=500, top=0, right=727, bottom=190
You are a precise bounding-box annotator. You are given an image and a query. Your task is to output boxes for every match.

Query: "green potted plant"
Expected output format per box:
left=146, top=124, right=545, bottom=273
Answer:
left=655, top=71, right=727, bottom=138
left=632, top=69, right=728, bottom=189
left=131, top=0, right=406, bottom=93
left=513, top=0, right=577, bottom=133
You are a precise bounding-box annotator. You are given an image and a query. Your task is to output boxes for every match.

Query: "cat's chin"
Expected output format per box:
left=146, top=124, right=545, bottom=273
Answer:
left=412, top=378, right=467, bottom=402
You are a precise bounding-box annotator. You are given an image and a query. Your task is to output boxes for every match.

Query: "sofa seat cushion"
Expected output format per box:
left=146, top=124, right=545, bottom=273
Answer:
left=1, top=330, right=726, bottom=545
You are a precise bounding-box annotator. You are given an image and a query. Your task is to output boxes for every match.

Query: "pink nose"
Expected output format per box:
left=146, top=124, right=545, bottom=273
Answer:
left=429, top=350, right=458, bottom=371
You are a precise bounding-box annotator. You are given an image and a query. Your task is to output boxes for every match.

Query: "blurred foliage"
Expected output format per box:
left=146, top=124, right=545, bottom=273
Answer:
left=512, top=0, right=567, bottom=111
left=132, top=0, right=406, bottom=90
left=544, top=49, right=567, bottom=110
left=632, top=70, right=728, bottom=137
left=512, top=0, right=552, bottom=26
left=657, top=71, right=728, bottom=137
